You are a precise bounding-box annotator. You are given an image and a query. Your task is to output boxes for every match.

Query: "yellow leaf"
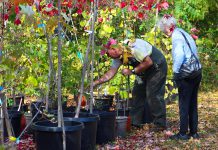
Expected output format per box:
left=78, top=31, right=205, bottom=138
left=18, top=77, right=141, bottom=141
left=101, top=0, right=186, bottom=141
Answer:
left=111, top=9, right=117, bottom=16
left=80, top=20, right=86, bottom=27
left=119, top=22, right=123, bottom=27
left=103, top=24, right=113, bottom=33
left=9, top=136, right=16, bottom=142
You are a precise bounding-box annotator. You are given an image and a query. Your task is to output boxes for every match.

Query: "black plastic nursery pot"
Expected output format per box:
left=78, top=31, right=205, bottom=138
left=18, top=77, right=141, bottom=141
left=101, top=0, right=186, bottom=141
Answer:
left=62, top=112, right=99, bottom=150
left=4, top=110, right=23, bottom=138
left=13, top=95, right=25, bottom=106
left=9, top=104, right=28, bottom=112
left=53, top=103, right=76, bottom=112
left=32, top=120, right=84, bottom=150
left=94, top=97, right=114, bottom=111
left=93, top=110, right=116, bottom=144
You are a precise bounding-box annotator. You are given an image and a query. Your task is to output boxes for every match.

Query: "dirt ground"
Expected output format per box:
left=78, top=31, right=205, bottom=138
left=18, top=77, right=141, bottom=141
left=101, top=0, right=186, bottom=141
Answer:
left=98, top=91, right=218, bottom=150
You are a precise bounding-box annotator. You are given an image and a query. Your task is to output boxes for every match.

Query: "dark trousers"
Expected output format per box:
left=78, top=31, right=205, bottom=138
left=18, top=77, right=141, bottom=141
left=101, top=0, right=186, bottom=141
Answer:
left=130, top=61, right=167, bottom=127
left=175, top=73, right=202, bottom=134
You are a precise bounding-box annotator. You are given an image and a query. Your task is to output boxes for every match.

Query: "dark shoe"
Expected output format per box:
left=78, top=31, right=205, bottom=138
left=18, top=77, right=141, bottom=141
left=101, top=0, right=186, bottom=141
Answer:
left=188, top=133, right=200, bottom=139
left=169, top=133, right=190, bottom=140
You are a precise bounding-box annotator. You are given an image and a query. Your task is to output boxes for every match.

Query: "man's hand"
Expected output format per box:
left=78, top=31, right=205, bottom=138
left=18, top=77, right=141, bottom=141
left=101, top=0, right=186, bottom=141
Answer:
left=122, top=68, right=132, bottom=76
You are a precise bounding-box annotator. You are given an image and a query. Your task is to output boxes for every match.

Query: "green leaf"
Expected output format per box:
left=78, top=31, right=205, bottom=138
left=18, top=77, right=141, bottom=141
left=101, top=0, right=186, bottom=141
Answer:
left=26, top=76, right=38, bottom=87
left=103, top=25, right=113, bottom=33
left=108, top=86, right=117, bottom=95
left=80, top=21, right=86, bottom=27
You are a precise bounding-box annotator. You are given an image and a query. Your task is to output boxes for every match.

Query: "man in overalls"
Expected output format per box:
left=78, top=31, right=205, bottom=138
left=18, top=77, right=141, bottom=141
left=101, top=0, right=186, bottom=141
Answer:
left=93, top=38, right=167, bottom=131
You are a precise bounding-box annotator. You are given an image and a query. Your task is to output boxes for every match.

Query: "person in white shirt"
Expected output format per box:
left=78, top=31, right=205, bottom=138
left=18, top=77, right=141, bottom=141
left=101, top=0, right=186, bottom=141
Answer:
left=93, top=38, right=167, bottom=131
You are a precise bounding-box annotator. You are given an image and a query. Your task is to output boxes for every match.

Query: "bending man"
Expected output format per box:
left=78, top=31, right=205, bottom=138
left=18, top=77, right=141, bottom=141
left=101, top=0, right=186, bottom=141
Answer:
left=93, top=38, right=167, bottom=131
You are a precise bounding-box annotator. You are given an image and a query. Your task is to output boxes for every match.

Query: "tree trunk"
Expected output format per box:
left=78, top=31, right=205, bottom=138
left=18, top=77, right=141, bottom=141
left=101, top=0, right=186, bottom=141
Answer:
left=89, top=0, right=97, bottom=114
left=75, top=0, right=97, bottom=118
left=57, top=0, right=66, bottom=149
left=45, top=35, right=55, bottom=111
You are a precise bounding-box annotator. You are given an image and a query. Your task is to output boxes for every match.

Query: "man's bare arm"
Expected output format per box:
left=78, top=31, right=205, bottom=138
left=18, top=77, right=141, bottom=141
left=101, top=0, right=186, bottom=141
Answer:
left=134, top=56, right=153, bottom=74
left=93, top=67, right=118, bottom=87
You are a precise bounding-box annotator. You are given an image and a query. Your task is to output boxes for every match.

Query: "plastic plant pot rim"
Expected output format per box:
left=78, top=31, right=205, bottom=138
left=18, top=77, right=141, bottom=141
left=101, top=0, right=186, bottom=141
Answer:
left=32, top=120, right=84, bottom=132
left=54, top=112, right=100, bottom=122
left=63, top=115, right=100, bottom=123
left=116, top=116, right=128, bottom=120
left=93, top=110, right=116, bottom=117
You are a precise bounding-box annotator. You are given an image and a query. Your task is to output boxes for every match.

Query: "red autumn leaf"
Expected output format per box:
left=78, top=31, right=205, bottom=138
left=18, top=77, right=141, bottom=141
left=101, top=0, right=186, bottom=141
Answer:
left=130, top=0, right=134, bottom=5
left=4, top=14, right=9, bottom=20
left=38, top=5, right=43, bottom=11
left=77, top=9, right=83, bottom=15
left=137, top=12, right=144, bottom=19
left=47, top=3, right=53, bottom=8
left=146, top=0, right=155, bottom=9
left=48, top=11, right=54, bottom=16
left=144, top=5, right=152, bottom=10
left=62, top=9, right=66, bottom=13
left=15, top=6, right=20, bottom=14
left=76, top=4, right=83, bottom=9
left=42, top=10, right=48, bottom=15
left=131, top=5, right=138, bottom=11
left=156, top=3, right=162, bottom=11
left=67, top=2, right=73, bottom=8
left=98, top=17, right=103, bottom=23
left=14, top=18, right=21, bottom=25
left=53, top=9, right=58, bottom=15
left=120, top=1, right=127, bottom=8
left=100, top=49, right=107, bottom=56
left=161, top=1, right=169, bottom=10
